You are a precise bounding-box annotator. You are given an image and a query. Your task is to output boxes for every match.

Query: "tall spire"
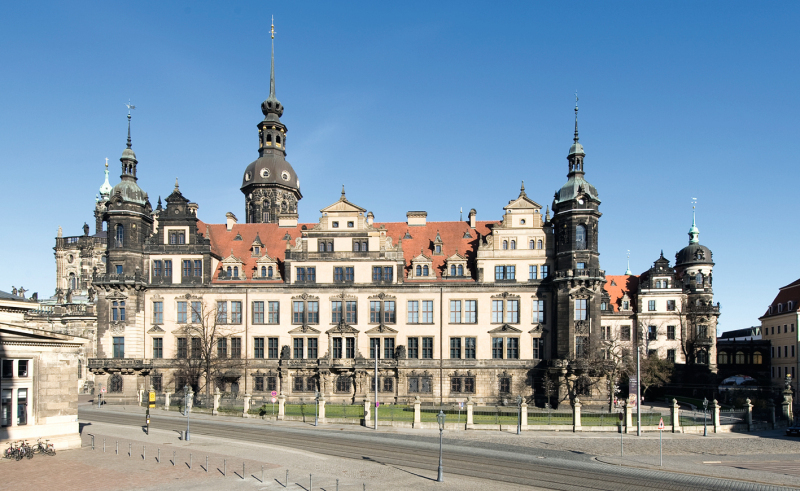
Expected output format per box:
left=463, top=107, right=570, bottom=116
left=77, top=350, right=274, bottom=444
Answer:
left=125, top=99, right=135, bottom=149
left=567, top=92, right=585, bottom=163
left=573, top=91, right=579, bottom=144
left=688, top=198, right=700, bottom=244
left=261, top=16, right=284, bottom=120
left=625, top=250, right=632, bottom=275
left=269, top=16, right=276, bottom=102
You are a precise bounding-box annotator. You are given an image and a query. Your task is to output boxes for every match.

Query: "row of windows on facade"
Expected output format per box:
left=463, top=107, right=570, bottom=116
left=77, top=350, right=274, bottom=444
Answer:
left=495, top=265, right=550, bottom=281
left=151, top=260, right=202, bottom=278
left=769, top=301, right=795, bottom=315
left=1, top=360, right=30, bottom=427
left=149, top=299, right=548, bottom=325
left=500, top=239, right=545, bottom=250
left=123, top=335, right=546, bottom=361
left=772, top=345, right=796, bottom=360
left=766, top=323, right=796, bottom=336
left=773, top=366, right=796, bottom=380
left=717, top=351, right=764, bottom=365
left=317, top=239, right=367, bottom=252
left=598, top=324, right=708, bottom=342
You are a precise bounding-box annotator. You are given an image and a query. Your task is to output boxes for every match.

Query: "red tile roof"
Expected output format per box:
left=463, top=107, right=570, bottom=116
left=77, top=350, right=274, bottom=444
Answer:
left=761, top=278, right=800, bottom=319
left=197, top=220, right=497, bottom=283
left=604, top=275, right=639, bottom=312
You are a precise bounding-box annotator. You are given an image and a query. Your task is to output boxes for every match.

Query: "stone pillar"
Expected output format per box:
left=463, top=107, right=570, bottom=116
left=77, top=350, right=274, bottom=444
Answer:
left=137, top=389, right=143, bottom=404
left=243, top=393, right=251, bottom=418
left=466, top=396, right=474, bottom=429
left=278, top=393, right=286, bottom=421
left=711, top=399, right=721, bottom=433
left=163, top=390, right=171, bottom=411
left=213, top=388, right=221, bottom=416
left=782, top=389, right=794, bottom=422
left=520, top=402, right=528, bottom=431
left=623, top=401, right=633, bottom=433
left=319, top=395, right=326, bottom=424
left=745, top=398, right=753, bottom=431
left=573, top=397, right=582, bottom=432
left=363, top=399, right=371, bottom=427
left=671, top=398, right=680, bottom=433
left=768, top=399, right=776, bottom=429
left=413, top=396, right=421, bottom=428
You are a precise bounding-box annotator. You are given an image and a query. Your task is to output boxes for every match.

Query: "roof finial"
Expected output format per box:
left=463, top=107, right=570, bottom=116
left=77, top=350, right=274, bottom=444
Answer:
left=105, top=157, right=109, bottom=169
left=99, top=158, right=113, bottom=198
left=125, top=99, right=136, bottom=149
left=269, top=16, right=277, bottom=101
left=689, top=197, right=700, bottom=244
left=573, top=91, right=579, bottom=144
left=625, top=250, right=632, bottom=275
left=174, top=178, right=180, bottom=192
left=520, top=180, right=526, bottom=196
left=341, top=184, right=346, bottom=198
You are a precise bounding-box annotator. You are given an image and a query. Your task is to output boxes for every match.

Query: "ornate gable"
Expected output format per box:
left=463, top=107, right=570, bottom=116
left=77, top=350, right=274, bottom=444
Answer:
left=488, top=324, right=522, bottom=334
left=253, top=251, right=281, bottom=280
left=442, top=250, right=471, bottom=278
left=409, top=249, right=433, bottom=279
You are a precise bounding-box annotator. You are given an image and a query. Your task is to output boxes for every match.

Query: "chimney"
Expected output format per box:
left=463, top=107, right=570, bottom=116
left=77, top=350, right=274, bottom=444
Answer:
left=226, top=212, right=238, bottom=231
left=367, top=211, right=374, bottom=226
left=468, top=208, right=477, bottom=228
left=407, top=211, right=427, bottom=227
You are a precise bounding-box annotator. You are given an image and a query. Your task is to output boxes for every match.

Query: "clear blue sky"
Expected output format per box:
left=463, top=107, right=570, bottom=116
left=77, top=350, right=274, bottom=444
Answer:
left=1, top=2, right=797, bottom=333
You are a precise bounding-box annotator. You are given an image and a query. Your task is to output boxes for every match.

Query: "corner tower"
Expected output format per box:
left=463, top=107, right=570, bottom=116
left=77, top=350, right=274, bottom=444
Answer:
left=550, top=96, right=604, bottom=361
left=241, top=18, right=302, bottom=224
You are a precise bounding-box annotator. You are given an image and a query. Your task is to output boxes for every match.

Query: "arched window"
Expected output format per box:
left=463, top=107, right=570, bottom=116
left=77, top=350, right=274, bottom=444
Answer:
left=233, top=266, right=239, bottom=278
left=416, top=265, right=422, bottom=276
left=68, top=272, right=77, bottom=291
left=778, top=303, right=784, bottom=313
left=276, top=135, right=282, bottom=145
left=735, top=351, right=746, bottom=364
left=537, top=240, right=543, bottom=249
left=529, top=240, right=535, bottom=249
left=696, top=350, right=708, bottom=365
left=261, top=266, right=267, bottom=277
left=502, top=240, right=508, bottom=250
left=319, top=242, right=325, bottom=252
left=266, top=133, right=272, bottom=143
left=753, top=351, right=763, bottom=364
left=575, top=225, right=586, bottom=250
left=423, top=265, right=429, bottom=276
left=435, top=245, right=442, bottom=254
left=718, top=351, right=729, bottom=364
left=226, top=266, right=232, bottom=276
left=109, top=374, right=123, bottom=393
left=450, top=265, right=456, bottom=276
left=353, top=242, right=360, bottom=252
left=115, top=224, right=124, bottom=247
left=457, top=265, right=463, bottom=276
left=510, top=240, right=516, bottom=250
left=789, top=301, right=795, bottom=311
left=268, top=266, right=274, bottom=278
left=696, top=272, right=704, bottom=285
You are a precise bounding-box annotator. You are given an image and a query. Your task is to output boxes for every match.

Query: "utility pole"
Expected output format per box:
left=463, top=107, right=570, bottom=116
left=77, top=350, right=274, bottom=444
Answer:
left=636, top=347, right=641, bottom=437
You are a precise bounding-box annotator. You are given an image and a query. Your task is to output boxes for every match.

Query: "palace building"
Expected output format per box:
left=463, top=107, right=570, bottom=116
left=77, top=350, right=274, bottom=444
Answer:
left=59, top=29, right=719, bottom=407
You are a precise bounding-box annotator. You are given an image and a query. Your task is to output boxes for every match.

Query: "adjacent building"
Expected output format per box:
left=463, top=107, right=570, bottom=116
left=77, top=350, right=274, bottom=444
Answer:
left=759, top=279, right=800, bottom=391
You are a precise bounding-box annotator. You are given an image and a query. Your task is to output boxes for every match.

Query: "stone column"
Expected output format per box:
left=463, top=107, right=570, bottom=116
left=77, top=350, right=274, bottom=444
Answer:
left=572, top=397, right=582, bottom=433
left=213, top=388, right=221, bottom=416
left=671, top=398, right=680, bottom=433
left=243, top=393, right=251, bottom=418
left=363, top=399, right=371, bottom=427
left=745, top=398, right=753, bottom=431
left=623, top=401, right=633, bottom=433
left=782, top=389, right=794, bottom=422
left=137, top=389, right=143, bottom=404
left=413, top=396, right=422, bottom=428
left=319, top=395, right=326, bottom=424
left=768, top=399, right=776, bottom=429
left=520, top=402, right=528, bottom=431
left=711, top=399, right=721, bottom=433
left=466, top=396, right=474, bottom=429
left=163, top=390, right=171, bottom=411
left=278, top=393, right=286, bottom=421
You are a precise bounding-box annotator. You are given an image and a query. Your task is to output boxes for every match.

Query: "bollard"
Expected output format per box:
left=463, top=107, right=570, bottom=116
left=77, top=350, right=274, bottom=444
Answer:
left=206, top=455, right=208, bottom=473
left=158, top=448, right=160, bottom=463
left=103, top=438, right=105, bottom=452
left=261, top=465, right=264, bottom=483
left=336, top=478, right=339, bottom=491
left=91, top=435, right=94, bottom=450
left=310, top=474, right=312, bottom=490
left=224, top=459, right=227, bottom=476
left=286, top=470, right=289, bottom=487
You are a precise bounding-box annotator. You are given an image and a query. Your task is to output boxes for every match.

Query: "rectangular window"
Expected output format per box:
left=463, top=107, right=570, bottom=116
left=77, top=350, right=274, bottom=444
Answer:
left=421, top=301, right=433, bottom=323
left=450, top=300, right=462, bottom=323
left=492, top=337, right=503, bottom=359
left=529, top=265, right=538, bottom=280
left=345, top=301, right=357, bottom=323
left=217, top=301, right=228, bottom=324
left=231, top=301, right=242, bottom=324
left=16, top=388, right=27, bottom=425
left=667, top=349, right=676, bottom=362
left=648, top=300, right=656, bottom=311
left=153, top=260, right=162, bottom=277
left=648, top=325, right=657, bottom=341
left=164, top=260, right=172, bottom=277
left=667, top=325, right=676, bottom=340
left=499, top=377, right=511, bottom=394
left=384, top=338, right=395, bottom=359
left=252, top=301, right=264, bottom=324
left=533, top=299, right=545, bottom=323
left=293, top=338, right=304, bottom=359
left=194, top=260, right=202, bottom=277
left=407, top=301, right=419, bottom=323
left=191, top=337, right=201, bottom=358
left=254, top=338, right=264, bottom=359
left=3, top=360, right=13, bottom=378
left=153, top=301, right=163, bottom=324
left=231, top=337, right=241, bottom=358
left=574, top=299, right=588, bottom=320
left=294, top=376, right=305, bottom=392
left=254, top=376, right=264, bottom=392
left=307, top=301, right=319, bottom=324
left=17, top=360, right=27, bottom=378
left=370, top=338, right=380, bottom=359
left=621, top=326, right=631, bottom=341
left=153, top=338, right=163, bottom=359
left=422, top=337, right=433, bottom=359
left=333, top=338, right=343, bottom=359
left=666, top=300, right=676, bottom=311
left=507, top=338, right=519, bottom=359
left=451, top=377, right=462, bottom=393
left=408, top=337, right=419, bottom=359
left=308, top=338, right=318, bottom=359
left=177, top=337, right=188, bottom=359
left=113, top=337, right=125, bottom=358
left=494, top=265, right=516, bottom=280
left=533, top=338, right=544, bottom=359
left=492, top=300, right=503, bottom=323
left=450, top=338, right=461, bottom=359
left=505, top=300, right=519, bottom=323
left=346, top=337, right=355, bottom=358
left=345, top=267, right=354, bottom=281
left=268, top=338, right=279, bottom=359
left=112, top=300, right=126, bottom=322
left=183, top=260, right=191, bottom=277
left=465, top=300, right=477, bottom=323
left=541, top=265, right=549, bottom=278
left=292, top=301, right=305, bottom=324
left=698, top=325, right=708, bottom=338
left=465, top=337, right=476, bottom=359
left=372, top=266, right=393, bottom=282
left=191, top=301, right=202, bottom=323
left=384, top=301, right=396, bottom=323
left=334, top=267, right=344, bottom=282
left=177, top=301, right=188, bottom=323
left=464, top=377, right=475, bottom=393
left=217, top=338, right=228, bottom=358
left=331, top=301, right=342, bottom=323
left=268, top=301, right=279, bottom=323
left=152, top=374, right=162, bottom=392
left=370, top=301, right=381, bottom=323
left=575, top=336, right=587, bottom=357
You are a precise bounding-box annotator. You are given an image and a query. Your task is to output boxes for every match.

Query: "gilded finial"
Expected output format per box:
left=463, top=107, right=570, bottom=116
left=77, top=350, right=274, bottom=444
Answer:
left=271, top=15, right=275, bottom=40
left=105, top=157, right=108, bottom=169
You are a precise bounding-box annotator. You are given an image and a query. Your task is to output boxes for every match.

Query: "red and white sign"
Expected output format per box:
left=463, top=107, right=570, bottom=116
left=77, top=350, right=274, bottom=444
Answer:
left=101, top=387, right=106, bottom=393
left=375, top=402, right=380, bottom=407
left=271, top=391, right=277, bottom=397
left=658, top=417, right=665, bottom=430
left=271, top=397, right=277, bottom=403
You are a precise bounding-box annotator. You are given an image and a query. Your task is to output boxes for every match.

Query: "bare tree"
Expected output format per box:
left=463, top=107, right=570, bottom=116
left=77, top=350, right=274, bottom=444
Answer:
left=639, top=353, right=674, bottom=399
left=600, top=338, right=633, bottom=411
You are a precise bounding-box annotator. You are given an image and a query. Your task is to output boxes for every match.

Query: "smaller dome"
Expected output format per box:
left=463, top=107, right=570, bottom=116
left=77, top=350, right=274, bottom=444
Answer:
left=111, top=180, right=148, bottom=206
left=675, top=243, right=713, bottom=267
left=261, top=97, right=284, bottom=119
left=99, top=166, right=113, bottom=197
left=568, top=142, right=585, bottom=156
left=121, top=147, right=137, bottom=160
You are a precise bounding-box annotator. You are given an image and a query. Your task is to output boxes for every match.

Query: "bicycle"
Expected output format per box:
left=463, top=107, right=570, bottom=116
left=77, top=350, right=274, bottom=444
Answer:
left=4, top=441, right=17, bottom=460
left=32, top=438, right=55, bottom=456
left=19, top=440, right=33, bottom=460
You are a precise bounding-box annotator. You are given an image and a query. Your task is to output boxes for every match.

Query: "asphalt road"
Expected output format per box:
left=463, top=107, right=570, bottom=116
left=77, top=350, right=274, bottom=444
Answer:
left=78, top=407, right=794, bottom=491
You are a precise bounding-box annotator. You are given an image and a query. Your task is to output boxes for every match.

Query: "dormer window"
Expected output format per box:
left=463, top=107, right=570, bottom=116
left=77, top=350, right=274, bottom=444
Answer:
left=790, top=301, right=795, bottom=311
left=435, top=245, right=442, bottom=254
left=779, top=303, right=784, bottom=313
left=253, top=246, right=260, bottom=256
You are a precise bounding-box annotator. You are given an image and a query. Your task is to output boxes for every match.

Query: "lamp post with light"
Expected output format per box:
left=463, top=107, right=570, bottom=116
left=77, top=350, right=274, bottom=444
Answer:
left=436, top=410, right=446, bottom=482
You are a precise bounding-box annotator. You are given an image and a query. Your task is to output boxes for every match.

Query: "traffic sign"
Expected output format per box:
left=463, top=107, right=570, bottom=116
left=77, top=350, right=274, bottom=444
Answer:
left=618, top=412, right=623, bottom=421
left=271, top=391, right=277, bottom=397
left=271, top=397, right=277, bottom=403
left=658, top=417, right=665, bottom=430
left=375, top=402, right=380, bottom=407
left=101, top=386, right=106, bottom=393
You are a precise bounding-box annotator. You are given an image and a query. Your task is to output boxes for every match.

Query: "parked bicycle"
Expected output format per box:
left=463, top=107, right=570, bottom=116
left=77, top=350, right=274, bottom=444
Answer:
left=32, top=438, right=55, bottom=456
left=5, top=441, right=34, bottom=461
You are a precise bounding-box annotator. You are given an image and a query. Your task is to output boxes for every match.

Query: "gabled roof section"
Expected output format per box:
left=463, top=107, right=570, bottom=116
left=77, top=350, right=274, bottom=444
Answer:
left=320, top=187, right=366, bottom=213
left=488, top=324, right=522, bottom=334
left=760, top=278, right=800, bottom=319
left=604, top=275, right=640, bottom=312
left=504, top=182, right=542, bottom=211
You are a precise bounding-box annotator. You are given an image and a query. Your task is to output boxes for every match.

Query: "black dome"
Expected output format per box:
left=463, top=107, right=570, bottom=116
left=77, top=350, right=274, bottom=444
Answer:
left=675, top=243, right=713, bottom=267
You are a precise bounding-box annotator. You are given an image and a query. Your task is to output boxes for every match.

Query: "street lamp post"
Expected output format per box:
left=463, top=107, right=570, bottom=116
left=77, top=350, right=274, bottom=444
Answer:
left=315, top=390, right=319, bottom=427
left=436, top=410, right=445, bottom=483
left=184, top=385, right=192, bottom=441
left=703, top=397, right=708, bottom=437
left=516, top=395, right=523, bottom=435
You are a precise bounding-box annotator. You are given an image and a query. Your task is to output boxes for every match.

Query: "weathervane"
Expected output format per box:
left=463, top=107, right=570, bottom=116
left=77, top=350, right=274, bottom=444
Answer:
left=271, top=15, right=275, bottom=39
left=126, top=99, right=136, bottom=115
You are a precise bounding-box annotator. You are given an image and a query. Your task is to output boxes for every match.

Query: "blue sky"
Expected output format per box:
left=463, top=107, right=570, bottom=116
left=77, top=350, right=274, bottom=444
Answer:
left=0, top=2, right=797, bottom=333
